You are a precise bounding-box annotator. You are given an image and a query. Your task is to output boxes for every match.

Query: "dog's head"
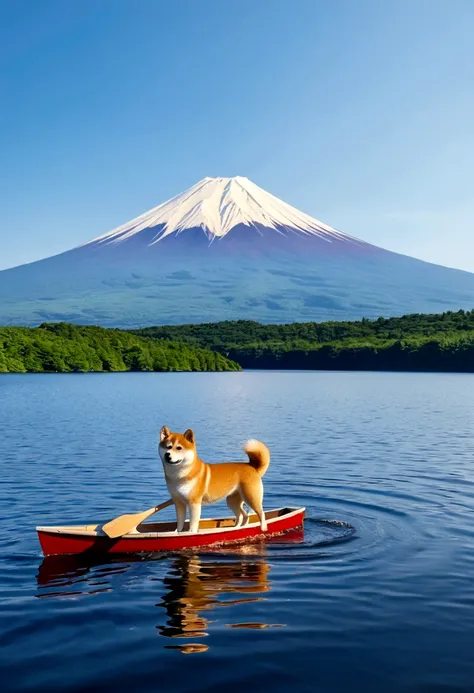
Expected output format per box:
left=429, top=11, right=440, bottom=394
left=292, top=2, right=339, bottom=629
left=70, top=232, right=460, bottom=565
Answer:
left=159, top=426, right=196, bottom=468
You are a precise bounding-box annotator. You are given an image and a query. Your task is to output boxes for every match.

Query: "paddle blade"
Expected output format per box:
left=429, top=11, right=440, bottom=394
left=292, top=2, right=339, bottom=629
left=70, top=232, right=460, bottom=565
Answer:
left=101, top=499, right=173, bottom=539
left=102, top=509, right=153, bottom=539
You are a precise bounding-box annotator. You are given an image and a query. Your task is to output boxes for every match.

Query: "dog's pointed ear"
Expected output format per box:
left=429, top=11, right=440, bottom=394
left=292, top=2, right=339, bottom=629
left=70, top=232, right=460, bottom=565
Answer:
left=160, top=426, right=171, bottom=442
left=183, top=429, right=195, bottom=444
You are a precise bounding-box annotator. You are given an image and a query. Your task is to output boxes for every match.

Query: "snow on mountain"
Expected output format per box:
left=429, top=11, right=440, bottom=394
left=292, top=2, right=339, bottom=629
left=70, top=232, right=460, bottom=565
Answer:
left=82, top=176, right=364, bottom=248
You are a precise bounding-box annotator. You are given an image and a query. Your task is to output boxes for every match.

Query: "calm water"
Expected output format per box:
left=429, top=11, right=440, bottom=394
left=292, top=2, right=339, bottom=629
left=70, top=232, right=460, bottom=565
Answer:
left=2, top=372, right=474, bottom=693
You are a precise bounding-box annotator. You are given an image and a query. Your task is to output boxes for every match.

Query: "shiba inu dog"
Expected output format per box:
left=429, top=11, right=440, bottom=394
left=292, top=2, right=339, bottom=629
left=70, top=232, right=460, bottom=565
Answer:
left=158, top=426, right=270, bottom=534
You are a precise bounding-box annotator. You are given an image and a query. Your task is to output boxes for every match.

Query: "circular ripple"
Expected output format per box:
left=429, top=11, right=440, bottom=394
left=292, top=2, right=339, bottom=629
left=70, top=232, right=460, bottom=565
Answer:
left=197, top=516, right=356, bottom=561
left=298, top=517, right=356, bottom=546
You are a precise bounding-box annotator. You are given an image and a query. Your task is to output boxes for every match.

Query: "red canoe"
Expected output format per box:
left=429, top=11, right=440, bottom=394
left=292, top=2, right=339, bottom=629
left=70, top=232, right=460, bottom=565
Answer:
left=37, top=506, right=305, bottom=556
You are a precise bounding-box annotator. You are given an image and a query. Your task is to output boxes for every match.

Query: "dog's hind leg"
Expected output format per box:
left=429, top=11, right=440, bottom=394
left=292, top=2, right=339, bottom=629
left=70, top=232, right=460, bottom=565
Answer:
left=241, top=501, right=250, bottom=526
left=227, top=491, right=249, bottom=527
left=240, top=478, right=267, bottom=531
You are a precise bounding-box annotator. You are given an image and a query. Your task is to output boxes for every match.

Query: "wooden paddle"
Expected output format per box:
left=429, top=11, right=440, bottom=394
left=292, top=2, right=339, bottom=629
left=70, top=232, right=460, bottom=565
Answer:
left=101, top=498, right=174, bottom=539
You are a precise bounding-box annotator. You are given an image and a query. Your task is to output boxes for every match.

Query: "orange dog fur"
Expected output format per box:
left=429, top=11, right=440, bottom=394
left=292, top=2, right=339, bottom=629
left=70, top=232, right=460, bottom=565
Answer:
left=158, top=426, right=270, bottom=534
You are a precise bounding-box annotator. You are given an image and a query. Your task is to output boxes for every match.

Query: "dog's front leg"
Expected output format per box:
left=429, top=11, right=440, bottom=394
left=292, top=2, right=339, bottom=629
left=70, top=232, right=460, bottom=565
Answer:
left=174, top=499, right=187, bottom=532
left=189, top=503, right=202, bottom=533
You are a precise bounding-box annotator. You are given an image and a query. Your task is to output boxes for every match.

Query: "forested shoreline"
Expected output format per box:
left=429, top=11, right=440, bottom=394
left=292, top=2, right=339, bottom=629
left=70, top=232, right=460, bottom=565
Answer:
left=2, top=311, right=474, bottom=373
left=133, top=310, right=474, bottom=372
left=0, top=323, right=240, bottom=373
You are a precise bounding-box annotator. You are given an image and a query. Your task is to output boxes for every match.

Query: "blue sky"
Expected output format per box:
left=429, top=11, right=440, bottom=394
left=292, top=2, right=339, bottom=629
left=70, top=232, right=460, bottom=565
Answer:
left=1, top=0, right=473, bottom=271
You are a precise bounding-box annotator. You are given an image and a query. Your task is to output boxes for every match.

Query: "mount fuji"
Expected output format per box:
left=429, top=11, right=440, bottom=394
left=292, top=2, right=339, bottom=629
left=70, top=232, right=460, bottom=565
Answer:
left=1, top=176, right=473, bottom=326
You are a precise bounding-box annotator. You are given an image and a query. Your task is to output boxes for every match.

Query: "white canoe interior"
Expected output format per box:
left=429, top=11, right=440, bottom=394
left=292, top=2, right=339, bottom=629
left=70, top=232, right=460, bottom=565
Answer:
left=37, top=506, right=304, bottom=539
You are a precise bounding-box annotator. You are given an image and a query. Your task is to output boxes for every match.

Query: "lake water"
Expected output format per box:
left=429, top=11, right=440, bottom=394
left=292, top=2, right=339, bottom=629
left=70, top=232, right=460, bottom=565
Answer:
left=2, top=372, right=474, bottom=693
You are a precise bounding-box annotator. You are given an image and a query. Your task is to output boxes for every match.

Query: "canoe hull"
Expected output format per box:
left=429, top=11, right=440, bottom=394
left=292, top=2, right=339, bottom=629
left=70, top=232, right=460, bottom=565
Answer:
left=37, top=507, right=305, bottom=556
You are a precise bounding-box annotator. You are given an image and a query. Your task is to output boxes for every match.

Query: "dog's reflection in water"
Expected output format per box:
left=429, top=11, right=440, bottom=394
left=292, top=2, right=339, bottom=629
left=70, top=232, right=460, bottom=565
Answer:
left=36, top=545, right=284, bottom=655
left=156, top=550, right=274, bottom=651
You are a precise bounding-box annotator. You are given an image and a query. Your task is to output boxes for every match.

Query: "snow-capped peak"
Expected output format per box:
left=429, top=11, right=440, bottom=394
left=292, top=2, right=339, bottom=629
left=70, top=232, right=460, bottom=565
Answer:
left=83, top=176, right=357, bottom=247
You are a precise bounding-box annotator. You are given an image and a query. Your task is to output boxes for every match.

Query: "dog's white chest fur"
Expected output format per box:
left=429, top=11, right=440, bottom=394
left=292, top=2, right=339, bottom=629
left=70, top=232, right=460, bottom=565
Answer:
left=168, top=476, right=196, bottom=501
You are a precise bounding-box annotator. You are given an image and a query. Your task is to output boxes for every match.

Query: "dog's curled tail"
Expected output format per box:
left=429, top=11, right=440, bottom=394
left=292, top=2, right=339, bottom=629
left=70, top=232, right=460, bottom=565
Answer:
left=244, top=439, right=270, bottom=478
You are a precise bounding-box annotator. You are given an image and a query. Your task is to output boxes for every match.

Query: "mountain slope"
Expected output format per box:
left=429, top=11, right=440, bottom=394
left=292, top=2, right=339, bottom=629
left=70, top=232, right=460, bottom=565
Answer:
left=0, top=176, right=473, bottom=326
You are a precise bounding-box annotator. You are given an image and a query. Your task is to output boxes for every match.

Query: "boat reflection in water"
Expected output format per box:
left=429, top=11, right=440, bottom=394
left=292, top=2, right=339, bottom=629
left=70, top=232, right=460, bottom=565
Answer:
left=36, top=530, right=303, bottom=653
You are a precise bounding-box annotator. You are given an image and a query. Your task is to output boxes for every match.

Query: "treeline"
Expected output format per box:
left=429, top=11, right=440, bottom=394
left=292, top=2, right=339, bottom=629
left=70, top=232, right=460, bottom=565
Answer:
left=220, top=334, right=474, bottom=371
left=133, top=310, right=474, bottom=371
left=0, top=323, right=240, bottom=373
left=3, top=311, right=474, bottom=373
left=134, top=310, right=474, bottom=348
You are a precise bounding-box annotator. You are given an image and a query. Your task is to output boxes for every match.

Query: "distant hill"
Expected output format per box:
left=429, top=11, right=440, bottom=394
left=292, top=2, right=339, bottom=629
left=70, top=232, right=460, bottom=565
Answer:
left=133, top=310, right=474, bottom=371
left=3, top=311, right=474, bottom=374
left=0, top=323, right=240, bottom=373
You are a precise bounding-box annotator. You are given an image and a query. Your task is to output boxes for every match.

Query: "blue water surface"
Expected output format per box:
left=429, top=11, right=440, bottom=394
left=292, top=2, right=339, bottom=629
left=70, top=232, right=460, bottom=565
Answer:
left=1, top=371, right=474, bottom=693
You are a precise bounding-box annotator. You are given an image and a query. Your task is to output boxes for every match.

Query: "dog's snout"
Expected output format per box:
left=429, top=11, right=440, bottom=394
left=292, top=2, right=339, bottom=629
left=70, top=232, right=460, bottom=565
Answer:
left=164, top=451, right=172, bottom=462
